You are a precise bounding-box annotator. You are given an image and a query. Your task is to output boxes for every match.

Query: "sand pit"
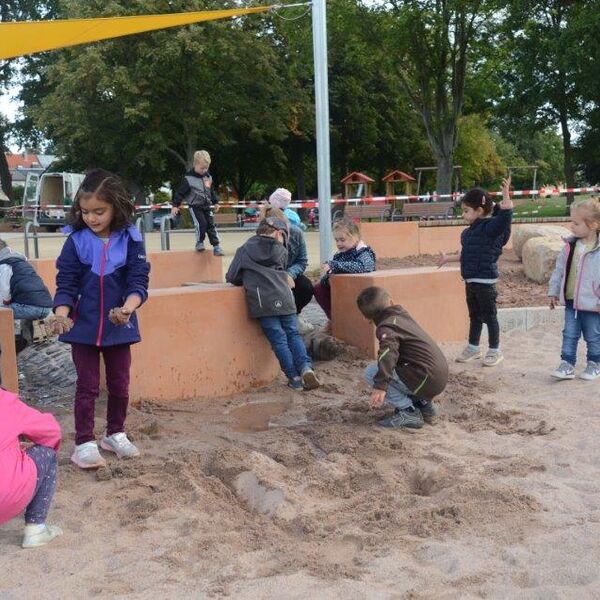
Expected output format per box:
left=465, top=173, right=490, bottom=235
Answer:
left=2, top=321, right=600, bottom=598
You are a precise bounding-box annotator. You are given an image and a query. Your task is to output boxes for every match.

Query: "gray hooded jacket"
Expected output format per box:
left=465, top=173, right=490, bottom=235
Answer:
left=226, top=235, right=296, bottom=318
left=548, top=235, right=600, bottom=311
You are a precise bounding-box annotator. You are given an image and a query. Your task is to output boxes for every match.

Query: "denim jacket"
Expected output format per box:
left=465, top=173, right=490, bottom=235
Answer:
left=286, top=225, right=308, bottom=279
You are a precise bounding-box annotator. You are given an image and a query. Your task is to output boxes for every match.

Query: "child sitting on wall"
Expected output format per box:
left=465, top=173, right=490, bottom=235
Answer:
left=356, top=286, right=448, bottom=429
left=313, top=216, right=376, bottom=321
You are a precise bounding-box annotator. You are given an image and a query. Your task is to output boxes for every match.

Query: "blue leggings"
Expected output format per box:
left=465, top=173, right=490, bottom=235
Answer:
left=25, top=446, right=58, bottom=524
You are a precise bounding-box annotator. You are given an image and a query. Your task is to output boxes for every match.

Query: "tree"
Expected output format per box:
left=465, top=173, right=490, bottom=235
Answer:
left=376, top=0, right=492, bottom=195
left=0, top=1, right=58, bottom=201
left=497, top=0, right=595, bottom=209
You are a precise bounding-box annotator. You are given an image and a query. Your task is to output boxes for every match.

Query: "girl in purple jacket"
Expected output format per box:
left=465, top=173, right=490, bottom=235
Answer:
left=52, top=169, right=150, bottom=469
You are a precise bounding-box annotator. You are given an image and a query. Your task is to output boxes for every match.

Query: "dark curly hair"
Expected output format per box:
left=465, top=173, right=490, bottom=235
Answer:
left=461, top=187, right=494, bottom=216
left=70, top=169, right=134, bottom=231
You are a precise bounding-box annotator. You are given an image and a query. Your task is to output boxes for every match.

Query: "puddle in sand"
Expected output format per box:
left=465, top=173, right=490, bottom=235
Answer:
left=229, top=400, right=292, bottom=432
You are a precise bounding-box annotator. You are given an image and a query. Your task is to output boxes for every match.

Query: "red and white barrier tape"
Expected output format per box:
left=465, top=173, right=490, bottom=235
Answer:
left=2, top=186, right=597, bottom=212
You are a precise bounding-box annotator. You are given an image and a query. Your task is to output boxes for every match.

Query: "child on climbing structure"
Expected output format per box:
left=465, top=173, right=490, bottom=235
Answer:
left=313, top=216, right=376, bottom=321
left=438, top=177, right=513, bottom=366
left=226, top=216, right=320, bottom=391
left=0, top=386, right=63, bottom=548
left=52, top=169, right=150, bottom=470
left=357, top=286, right=448, bottom=429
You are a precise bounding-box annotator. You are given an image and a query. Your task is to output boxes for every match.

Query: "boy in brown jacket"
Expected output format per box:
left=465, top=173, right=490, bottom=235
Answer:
left=357, top=286, right=448, bottom=428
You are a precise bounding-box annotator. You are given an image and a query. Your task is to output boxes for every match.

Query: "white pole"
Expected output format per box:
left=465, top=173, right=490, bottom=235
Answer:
left=311, top=0, right=332, bottom=263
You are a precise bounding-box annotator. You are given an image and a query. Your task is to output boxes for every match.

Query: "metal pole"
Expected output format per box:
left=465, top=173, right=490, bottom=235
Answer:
left=312, top=0, right=332, bottom=263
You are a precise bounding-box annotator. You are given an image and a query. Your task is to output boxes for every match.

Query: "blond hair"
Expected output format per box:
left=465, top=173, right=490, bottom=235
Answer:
left=193, top=150, right=211, bottom=165
left=332, top=215, right=360, bottom=238
left=572, top=197, right=600, bottom=228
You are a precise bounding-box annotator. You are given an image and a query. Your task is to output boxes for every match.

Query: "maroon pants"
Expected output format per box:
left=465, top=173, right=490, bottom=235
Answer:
left=313, top=281, right=332, bottom=320
left=71, top=343, right=132, bottom=445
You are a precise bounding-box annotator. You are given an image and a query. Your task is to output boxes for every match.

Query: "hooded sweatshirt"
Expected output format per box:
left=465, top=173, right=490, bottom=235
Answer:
left=225, top=235, right=296, bottom=318
left=0, top=388, right=61, bottom=525
left=0, top=246, right=53, bottom=308
left=372, top=305, right=449, bottom=400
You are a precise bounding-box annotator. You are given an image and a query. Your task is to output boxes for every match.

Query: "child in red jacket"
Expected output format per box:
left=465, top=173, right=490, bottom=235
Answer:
left=0, top=387, right=62, bottom=548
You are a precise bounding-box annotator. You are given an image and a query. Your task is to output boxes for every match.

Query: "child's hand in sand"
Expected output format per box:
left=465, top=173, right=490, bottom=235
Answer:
left=109, top=306, right=132, bottom=326
left=500, top=176, right=513, bottom=210
left=369, top=389, right=386, bottom=409
left=549, top=296, right=559, bottom=310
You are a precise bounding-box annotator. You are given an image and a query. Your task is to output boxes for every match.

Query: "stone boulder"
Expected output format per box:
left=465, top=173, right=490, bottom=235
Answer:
left=522, top=236, right=565, bottom=284
left=512, top=225, right=570, bottom=260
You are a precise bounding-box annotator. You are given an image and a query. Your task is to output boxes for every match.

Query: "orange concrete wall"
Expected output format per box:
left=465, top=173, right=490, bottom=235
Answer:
left=32, top=250, right=223, bottom=296
left=360, top=222, right=419, bottom=259
left=418, top=226, right=466, bottom=255
left=361, top=222, right=514, bottom=258
left=129, top=284, right=280, bottom=403
left=330, top=267, right=468, bottom=357
left=0, top=308, right=18, bottom=393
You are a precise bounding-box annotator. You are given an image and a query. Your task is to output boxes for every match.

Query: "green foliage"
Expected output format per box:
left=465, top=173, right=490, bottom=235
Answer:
left=454, top=114, right=504, bottom=189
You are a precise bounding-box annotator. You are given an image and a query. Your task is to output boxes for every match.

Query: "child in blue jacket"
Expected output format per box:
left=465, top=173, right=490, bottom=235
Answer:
left=52, top=169, right=150, bottom=469
left=439, top=178, right=513, bottom=366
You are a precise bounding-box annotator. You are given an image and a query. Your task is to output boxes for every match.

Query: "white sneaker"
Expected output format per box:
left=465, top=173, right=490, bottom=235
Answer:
left=551, top=360, right=575, bottom=380
left=22, top=524, right=63, bottom=548
left=483, top=350, right=504, bottom=367
left=297, top=316, right=315, bottom=334
left=580, top=361, right=600, bottom=381
left=71, top=441, right=106, bottom=469
left=100, top=432, right=140, bottom=459
left=455, top=346, right=482, bottom=363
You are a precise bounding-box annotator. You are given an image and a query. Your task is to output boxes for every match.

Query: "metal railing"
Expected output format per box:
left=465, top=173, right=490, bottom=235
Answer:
left=23, top=215, right=150, bottom=259
left=23, top=221, right=67, bottom=259
left=159, top=215, right=197, bottom=251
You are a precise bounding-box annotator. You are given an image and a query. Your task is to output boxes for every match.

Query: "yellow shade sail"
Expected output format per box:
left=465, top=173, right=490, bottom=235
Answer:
left=0, top=6, right=271, bottom=61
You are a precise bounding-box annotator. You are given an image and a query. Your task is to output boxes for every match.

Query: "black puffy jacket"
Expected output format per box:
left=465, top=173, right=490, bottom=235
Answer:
left=0, top=250, right=53, bottom=308
left=460, top=209, right=512, bottom=280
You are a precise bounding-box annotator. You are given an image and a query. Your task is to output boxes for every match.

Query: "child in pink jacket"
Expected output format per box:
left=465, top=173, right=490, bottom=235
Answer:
left=0, top=387, right=63, bottom=548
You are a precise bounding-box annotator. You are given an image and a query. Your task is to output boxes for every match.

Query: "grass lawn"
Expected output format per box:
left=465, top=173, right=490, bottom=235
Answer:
left=511, top=195, right=593, bottom=218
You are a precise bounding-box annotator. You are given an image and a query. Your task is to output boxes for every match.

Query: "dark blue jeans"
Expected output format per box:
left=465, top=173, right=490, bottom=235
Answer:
left=259, top=314, right=312, bottom=381
left=561, top=300, right=600, bottom=366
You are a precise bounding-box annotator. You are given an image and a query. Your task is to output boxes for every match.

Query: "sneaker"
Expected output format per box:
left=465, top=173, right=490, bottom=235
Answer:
left=71, top=441, right=107, bottom=469
left=100, top=432, right=140, bottom=459
left=378, top=407, right=424, bottom=429
left=301, top=368, right=321, bottom=390
left=580, top=361, right=600, bottom=381
left=287, top=377, right=304, bottom=390
left=195, top=241, right=206, bottom=252
left=456, top=346, right=482, bottom=363
left=551, top=360, right=575, bottom=380
left=297, top=316, right=315, bottom=335
left=22, top=524, right=63, bottom=549
left=483, top=350, right=504, bottom=367
left=413, top=399, right=437, bottom=424
left=213, top=246, right=225, bottom=257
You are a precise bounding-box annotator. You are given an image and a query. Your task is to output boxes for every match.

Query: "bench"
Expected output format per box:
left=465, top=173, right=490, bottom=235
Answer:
left=392, top=201, right=454, bottom=221
left=333, top=203, right=392, bottom=222
left=214, top=212, right=241, bottom=227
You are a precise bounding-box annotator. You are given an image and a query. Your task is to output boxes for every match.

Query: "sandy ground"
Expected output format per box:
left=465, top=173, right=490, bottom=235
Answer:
left=379, top=249, right=549, bottom=309
left=2, top=321, right=600, bottom=599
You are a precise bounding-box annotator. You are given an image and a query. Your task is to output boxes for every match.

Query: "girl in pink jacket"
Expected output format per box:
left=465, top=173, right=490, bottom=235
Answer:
left=0, top=387, right=63, bottom=548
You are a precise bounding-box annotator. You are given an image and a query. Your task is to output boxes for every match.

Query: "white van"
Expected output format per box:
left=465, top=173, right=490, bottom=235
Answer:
left=22, top=171, right=85, bottom=231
